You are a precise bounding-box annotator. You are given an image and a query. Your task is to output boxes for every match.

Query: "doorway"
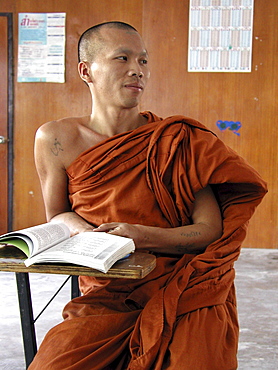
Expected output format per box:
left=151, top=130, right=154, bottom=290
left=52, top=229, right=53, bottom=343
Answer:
left=0, top=13, right=13, bottom=233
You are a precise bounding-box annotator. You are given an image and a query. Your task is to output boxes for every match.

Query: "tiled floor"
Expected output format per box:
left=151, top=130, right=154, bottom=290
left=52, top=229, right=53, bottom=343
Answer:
left=0, top=248, right=277, bottom=370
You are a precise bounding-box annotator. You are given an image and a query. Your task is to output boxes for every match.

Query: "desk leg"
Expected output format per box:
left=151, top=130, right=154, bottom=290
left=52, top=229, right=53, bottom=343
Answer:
left=71, top=275, right=80, bottom=298
left=16, top=272, right=37, bottom=369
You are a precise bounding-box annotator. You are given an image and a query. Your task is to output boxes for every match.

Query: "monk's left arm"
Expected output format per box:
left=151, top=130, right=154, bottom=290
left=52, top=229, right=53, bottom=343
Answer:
left=94, top=185, right=223, bottom=255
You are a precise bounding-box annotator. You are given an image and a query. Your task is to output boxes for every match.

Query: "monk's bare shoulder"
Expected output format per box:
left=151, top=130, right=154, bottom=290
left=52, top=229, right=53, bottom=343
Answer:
left=36, top=116, right=88, bottom=140
left=35, top=116, right=106, bottom=168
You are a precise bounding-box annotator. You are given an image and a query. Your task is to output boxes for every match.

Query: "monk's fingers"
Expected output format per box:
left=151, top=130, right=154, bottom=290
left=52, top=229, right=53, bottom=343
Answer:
left=105, top=223, right=132, bottom=238
left=107, top=227, right=121, bottom=234
left=93, top=223, right=114, bottom=231
left=93, top=222, right=124, bottom=233
left=93, top=222, right=137, bottom=240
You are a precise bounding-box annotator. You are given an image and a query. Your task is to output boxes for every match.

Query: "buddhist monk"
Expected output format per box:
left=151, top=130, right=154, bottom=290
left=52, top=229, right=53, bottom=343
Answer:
left=29, top=21, right=267, bottom=369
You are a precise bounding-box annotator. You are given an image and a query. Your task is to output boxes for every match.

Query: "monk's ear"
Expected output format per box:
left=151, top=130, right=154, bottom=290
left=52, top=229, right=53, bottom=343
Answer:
left=78, top=61, right=93, bottom=84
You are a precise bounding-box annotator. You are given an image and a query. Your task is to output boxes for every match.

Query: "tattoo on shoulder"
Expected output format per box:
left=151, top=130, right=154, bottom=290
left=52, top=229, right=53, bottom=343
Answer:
left=51, top=138, right=64, bottom=156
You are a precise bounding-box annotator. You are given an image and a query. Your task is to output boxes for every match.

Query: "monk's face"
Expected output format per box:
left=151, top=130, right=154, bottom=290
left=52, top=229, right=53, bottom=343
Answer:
left=86, top=27, right=150, bottom=110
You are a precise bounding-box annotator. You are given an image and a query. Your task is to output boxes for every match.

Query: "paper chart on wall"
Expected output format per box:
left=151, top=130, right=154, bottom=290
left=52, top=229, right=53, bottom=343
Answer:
left=18, top=13, right=66, bottom=83
left=188, top=0, right=254, bottom=72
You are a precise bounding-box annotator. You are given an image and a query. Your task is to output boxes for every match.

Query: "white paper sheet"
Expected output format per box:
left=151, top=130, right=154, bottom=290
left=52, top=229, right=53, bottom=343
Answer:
left=18, top=13, right=66, bottom=82
left=188, top=0, right=254, bottom=72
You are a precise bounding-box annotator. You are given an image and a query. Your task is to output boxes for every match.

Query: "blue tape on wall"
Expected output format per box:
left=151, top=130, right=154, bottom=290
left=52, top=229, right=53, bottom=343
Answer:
left=216, top=120, right=241, bottom=136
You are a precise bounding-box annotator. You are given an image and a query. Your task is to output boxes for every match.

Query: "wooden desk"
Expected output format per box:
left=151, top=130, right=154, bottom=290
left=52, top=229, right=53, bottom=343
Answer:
left=0, top=248, right=156, bottom=368
left=0, top=247, right=156, bottom=279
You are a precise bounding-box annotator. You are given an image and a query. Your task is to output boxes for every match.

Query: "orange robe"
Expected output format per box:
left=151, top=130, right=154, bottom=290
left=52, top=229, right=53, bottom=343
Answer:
left=29, top=112, right=267, bottom=370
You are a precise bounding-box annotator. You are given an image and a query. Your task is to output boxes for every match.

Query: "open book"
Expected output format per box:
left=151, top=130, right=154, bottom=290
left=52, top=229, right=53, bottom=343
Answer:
left=0, top=222, right=135, bottom=273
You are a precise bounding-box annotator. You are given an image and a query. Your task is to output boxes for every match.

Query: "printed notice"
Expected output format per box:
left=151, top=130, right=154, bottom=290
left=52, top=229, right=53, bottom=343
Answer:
left=188, top=0, right=254, bottom=72
left=18, top=13, right=66, bottom=82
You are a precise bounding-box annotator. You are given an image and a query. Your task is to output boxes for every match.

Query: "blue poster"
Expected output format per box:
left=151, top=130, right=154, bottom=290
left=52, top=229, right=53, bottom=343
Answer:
left=18, top=13, right=66, bottom=83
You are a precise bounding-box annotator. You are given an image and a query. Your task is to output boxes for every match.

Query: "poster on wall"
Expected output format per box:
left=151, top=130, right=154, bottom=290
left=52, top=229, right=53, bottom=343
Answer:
left=18, top=13, right=66, bottom=83
left=188, top=0, right=254, bottom=72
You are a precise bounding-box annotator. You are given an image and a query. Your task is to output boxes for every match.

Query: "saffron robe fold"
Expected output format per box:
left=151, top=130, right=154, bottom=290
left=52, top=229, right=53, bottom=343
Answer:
left=29, top=112, right=267, bottom=370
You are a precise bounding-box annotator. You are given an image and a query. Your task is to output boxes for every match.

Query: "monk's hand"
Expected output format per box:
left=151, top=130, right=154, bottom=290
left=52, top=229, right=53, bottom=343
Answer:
left=93, top=222, right=150, bottom=249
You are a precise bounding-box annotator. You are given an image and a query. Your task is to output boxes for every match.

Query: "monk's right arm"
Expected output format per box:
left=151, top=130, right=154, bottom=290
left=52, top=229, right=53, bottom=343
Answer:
left=50, top=212, right=95, bottom=236
left=34, top=124, right=94, bottom=236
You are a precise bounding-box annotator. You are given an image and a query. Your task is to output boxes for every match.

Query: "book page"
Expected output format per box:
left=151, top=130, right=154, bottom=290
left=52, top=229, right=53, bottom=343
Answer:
left=46, top=232, right=132, bottom=259
left=0, top=222, right=70, bottom=256
left=25, top=222, right=71, bottom=255
left=25, top=232, right=135, bottom=272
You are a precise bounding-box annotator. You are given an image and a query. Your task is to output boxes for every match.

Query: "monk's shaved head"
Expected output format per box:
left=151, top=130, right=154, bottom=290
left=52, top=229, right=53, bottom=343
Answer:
left=78, top=21, right=138, bottom=63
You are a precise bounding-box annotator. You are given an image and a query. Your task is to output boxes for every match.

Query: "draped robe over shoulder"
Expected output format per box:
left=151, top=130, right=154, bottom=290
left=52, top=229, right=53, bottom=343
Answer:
left=29, top=112, right=267, bottom=370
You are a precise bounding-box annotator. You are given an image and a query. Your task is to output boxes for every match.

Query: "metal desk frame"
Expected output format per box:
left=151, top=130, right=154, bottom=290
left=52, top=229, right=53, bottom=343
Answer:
left=0, top=252, right=156, bottom=368
left=15, top=273, right=80, bottom=367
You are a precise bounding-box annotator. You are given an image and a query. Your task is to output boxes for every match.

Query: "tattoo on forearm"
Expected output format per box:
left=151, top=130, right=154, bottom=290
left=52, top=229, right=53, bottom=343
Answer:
left=51, top=138, right=63, bottom=156
left=181, top=231, right=201, bottom=238
left=174, top=231, right=202, bottom=253
left=176, top=245, right=189, bottom=253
